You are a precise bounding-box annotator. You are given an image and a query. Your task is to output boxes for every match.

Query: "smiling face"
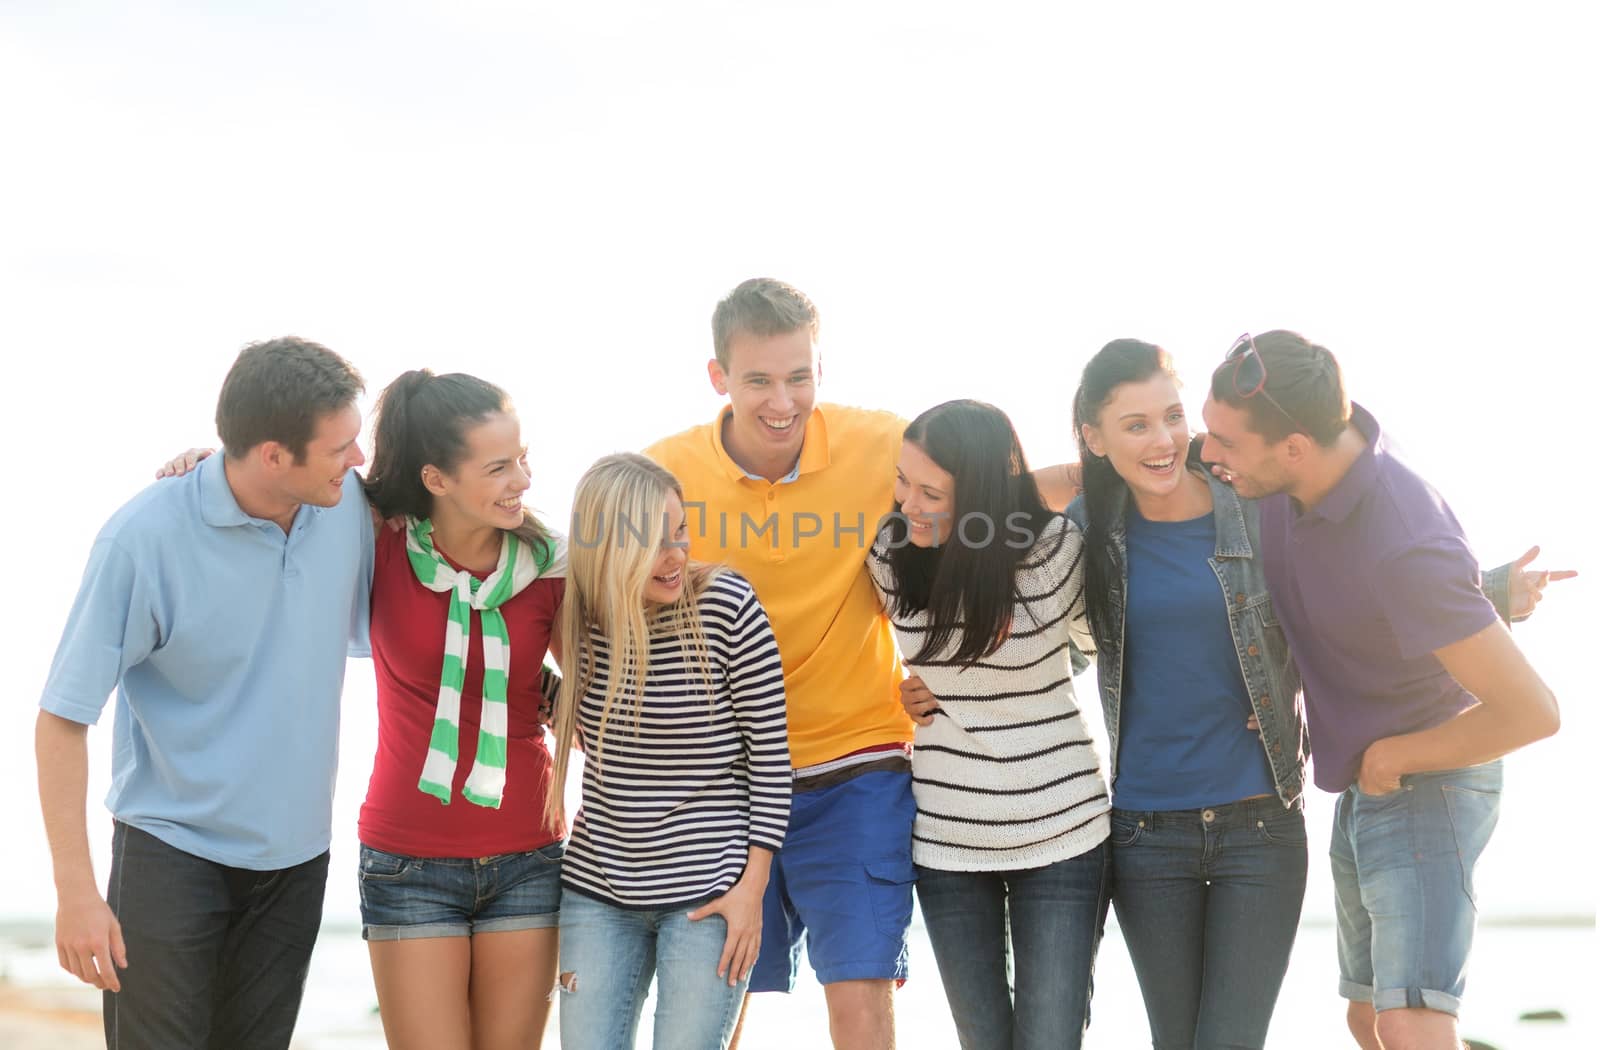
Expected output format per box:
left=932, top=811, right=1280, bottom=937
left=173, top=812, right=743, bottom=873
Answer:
left=893, top=440, right=955, bottom=548
left=643, top=489, right=689, bottom=607
left=427, top=411, right=531, bottom=531
left=1200, top=395, right=1294, bottom=499
left=276, top=403, right=365, bottom=507
left=1079, top=373, right=1190, bottom=505
left=708, top=327, right=819, bottom=478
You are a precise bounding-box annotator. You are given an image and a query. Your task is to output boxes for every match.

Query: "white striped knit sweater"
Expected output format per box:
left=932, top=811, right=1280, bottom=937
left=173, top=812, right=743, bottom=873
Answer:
left=867, top=513, right=1110, bottom=872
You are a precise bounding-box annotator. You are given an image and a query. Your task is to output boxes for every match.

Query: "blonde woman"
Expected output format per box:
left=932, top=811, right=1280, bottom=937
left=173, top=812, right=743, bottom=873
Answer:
left=547, top=453, right=791, bottom=1050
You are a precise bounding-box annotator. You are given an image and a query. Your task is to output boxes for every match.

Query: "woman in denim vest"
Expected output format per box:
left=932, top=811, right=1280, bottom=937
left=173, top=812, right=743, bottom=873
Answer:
left=1064, top=339, right=1307, bottom=1050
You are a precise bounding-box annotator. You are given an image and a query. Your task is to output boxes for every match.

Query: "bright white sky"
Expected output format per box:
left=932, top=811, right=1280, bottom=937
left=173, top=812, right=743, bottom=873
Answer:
left=2, top=1, right=1594, bottom=924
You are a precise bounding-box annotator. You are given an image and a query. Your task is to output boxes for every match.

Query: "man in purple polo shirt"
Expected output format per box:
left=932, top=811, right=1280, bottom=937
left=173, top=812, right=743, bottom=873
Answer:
left=1198, top=331, right=1561, bottom=1050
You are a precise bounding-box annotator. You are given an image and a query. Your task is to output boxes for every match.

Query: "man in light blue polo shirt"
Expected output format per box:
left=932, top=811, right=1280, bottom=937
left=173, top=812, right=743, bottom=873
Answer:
left=36, top=337, right=373, bottom=1050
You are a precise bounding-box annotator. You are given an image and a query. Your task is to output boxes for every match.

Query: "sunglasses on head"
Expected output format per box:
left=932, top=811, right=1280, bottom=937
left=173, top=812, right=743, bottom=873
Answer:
left=1225, top=333, right=1304, bottom=434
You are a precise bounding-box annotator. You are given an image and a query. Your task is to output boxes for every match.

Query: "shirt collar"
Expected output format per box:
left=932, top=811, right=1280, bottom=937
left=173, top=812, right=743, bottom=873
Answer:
left=199, top=453, right=330, bottom=530
left=711, top=404, right=832, bottom=485
left=199, top=453, right=255, bottom=528
left=1303, top=401, right=1381, bottom=525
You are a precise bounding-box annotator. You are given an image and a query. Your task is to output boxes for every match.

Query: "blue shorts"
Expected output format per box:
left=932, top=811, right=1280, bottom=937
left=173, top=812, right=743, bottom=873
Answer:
left=358, top=841, right=565, bottom=941
left=1330, top=762, right=1502, bottom=1015
left=750, top=768, right=916, bottom=991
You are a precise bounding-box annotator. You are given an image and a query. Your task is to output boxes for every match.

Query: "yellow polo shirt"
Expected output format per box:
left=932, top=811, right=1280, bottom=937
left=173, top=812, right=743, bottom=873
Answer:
left=645, top=403, right=914, bottom=768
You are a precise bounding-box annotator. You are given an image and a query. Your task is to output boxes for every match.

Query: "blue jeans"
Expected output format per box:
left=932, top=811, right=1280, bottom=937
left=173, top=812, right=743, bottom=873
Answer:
left=914, top=843, right=1110, bottom=1050
left=557, top=890, right=747, bottom=1050
left=103, top=821, right=329, bottom=1050
left=1331, top=762, right=1502, bottom=1016
left=1110, top=798, right=1308, bottom=1050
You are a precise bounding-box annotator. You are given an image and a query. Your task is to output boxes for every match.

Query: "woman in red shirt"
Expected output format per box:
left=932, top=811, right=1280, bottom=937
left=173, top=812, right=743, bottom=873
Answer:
left=357, top=370, right=566, bottom=1050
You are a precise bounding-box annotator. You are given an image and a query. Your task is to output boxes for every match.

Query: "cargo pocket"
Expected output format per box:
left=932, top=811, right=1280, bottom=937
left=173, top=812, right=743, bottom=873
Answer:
left=864, top=855, right=917, bottom=938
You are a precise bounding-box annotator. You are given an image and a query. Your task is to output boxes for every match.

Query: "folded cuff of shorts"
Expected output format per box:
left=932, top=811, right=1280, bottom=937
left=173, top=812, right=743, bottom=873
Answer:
left=1339, top=976, right=1379, bottom=1004
left=814, top=959, right=910, bottom=987
left=363, top=912, right=558, bottom=942
left=364, top=921, right=468, bottom=942
left=475, top=912, right=559, bottom=934
left=1372, top=986, right=1462, bottom=1016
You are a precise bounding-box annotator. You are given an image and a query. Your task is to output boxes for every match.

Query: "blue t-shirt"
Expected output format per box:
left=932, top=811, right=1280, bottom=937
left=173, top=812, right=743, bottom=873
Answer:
left=1113, top=508, right=1277, bottom=811
left=40, top=454, right=374, bottom=870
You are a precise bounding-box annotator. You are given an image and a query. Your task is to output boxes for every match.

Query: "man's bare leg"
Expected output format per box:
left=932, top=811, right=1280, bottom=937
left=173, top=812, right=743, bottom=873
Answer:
left=1347, top=1001, right=1383, bottom=1050
left=824, top=978, right=894, bottom=1050
left=1373, top=1006, right=1461, bottom=1050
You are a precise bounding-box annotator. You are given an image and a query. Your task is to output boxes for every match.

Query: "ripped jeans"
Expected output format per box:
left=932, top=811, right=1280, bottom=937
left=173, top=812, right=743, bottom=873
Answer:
left=556, top=889, right=746, bottom=1050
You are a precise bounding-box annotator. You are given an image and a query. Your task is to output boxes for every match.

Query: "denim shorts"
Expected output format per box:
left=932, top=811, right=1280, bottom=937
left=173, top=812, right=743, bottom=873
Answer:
left=749, top=768, right=916, bottom=991
left=1330, top=762, right=1502, bottom=1015
left=358, top=840, right=565, bottom=941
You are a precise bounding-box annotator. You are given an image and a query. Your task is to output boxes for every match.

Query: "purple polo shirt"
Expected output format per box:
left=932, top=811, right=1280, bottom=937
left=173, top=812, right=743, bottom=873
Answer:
left=1258, top=403, right=1498, bottom=793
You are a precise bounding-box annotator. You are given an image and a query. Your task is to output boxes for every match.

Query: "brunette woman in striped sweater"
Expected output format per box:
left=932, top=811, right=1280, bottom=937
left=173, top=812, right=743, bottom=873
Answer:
left=544, top=453, right=791, bottom=1050
left=865, top=400, right=1110, bottom=1050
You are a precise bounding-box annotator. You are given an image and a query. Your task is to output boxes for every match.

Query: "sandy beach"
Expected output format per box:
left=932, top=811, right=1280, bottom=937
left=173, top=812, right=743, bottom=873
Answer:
left=2, top=919, right=1590, bottom=1048
left=0, top=979, right=102, bottom=1050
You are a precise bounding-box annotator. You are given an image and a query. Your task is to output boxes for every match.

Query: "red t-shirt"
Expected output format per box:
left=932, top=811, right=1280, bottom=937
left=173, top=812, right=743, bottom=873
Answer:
left=358, top=525, right=566, bottom=857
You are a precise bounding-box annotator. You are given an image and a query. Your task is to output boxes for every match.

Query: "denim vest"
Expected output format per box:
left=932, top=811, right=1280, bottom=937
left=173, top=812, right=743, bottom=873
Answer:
left=1067, top=473, right=1309, bottom=808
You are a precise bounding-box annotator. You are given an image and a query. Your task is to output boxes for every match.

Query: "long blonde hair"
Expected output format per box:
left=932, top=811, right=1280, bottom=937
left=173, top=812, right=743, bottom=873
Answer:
left=544, top=453, right=723, bottom=829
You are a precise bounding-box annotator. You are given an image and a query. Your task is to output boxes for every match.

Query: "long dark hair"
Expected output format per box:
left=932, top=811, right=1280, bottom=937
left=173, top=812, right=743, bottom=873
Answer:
left=885, top=399, right=1053, bottom=665
left=362, top=370, right=554, bottom=556
left=1071, top=340, right=1179, bottom=643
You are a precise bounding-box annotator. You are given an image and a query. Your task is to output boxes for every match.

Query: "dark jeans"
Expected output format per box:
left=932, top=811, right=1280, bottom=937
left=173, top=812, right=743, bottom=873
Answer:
left=103, top=821, right=330, bottom=1050
left=915, top=843, right=1110, bottom=1050
left=1110, top=798, right=1307, bottom=1050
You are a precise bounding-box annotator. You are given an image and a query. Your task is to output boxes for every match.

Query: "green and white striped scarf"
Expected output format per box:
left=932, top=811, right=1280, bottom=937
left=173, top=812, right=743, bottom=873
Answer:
left=406, top=517, right=554, bottom=808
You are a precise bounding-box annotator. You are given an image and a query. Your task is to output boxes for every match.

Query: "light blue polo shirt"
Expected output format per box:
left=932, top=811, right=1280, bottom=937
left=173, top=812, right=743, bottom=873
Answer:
left=41, top=454, right=374, bottom=871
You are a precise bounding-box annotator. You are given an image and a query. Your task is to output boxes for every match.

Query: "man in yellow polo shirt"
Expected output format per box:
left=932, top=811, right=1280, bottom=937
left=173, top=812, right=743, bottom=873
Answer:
left=646, top=278, right=917, bottom=1050
left=648, top=278, right=1081, bottom=1049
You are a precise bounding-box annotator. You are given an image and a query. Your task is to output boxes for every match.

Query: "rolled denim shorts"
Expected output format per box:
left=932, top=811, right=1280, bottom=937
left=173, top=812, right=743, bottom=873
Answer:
left=358, top=840, right=565, bottom=941
left=1330, top=762, right=1502, bottom=1016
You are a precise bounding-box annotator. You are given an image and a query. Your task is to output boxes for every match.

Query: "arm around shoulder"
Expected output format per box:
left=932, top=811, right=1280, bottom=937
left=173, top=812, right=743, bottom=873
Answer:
left=1032, top=462, right=1083, bottom=512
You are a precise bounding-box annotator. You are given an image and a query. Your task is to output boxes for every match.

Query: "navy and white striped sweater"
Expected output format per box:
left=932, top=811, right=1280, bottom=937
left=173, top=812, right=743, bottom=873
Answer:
left=561, top=571, right=791, bottom=908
